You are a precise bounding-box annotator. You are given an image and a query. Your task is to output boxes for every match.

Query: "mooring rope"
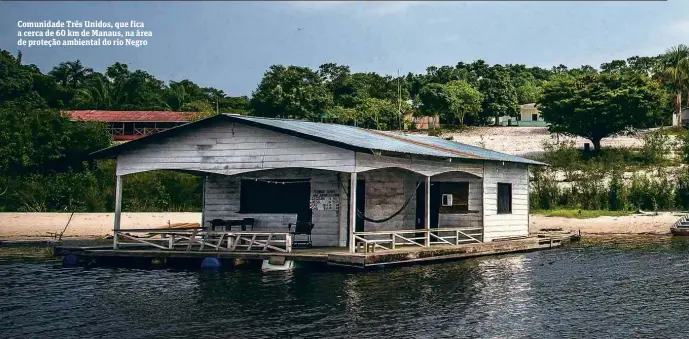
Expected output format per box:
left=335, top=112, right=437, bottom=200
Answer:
left=340, top=180, right=422, bottom=224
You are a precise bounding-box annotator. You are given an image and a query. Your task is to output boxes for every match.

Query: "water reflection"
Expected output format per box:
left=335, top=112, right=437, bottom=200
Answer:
left=3, top=237, right=689, bottom=338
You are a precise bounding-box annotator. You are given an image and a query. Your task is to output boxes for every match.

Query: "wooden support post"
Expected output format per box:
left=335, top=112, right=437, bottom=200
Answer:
left=425, top=175, right=431, bottom=247
left=113, top=175, right=122, bottom=249
left=349, top=172, right=357, bottom=253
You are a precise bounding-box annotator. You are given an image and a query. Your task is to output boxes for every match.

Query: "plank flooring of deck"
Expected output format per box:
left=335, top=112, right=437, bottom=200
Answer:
left=54, top=235, right=573, bottom=269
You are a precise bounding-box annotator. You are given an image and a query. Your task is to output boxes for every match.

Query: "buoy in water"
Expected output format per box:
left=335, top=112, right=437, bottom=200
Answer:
left=200, top=257, right=222, bottom=270
left=62, top=254, right=79, bottom=267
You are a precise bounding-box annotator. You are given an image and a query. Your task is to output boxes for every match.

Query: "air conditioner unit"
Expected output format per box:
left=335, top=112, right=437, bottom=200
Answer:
left=441, top=194, right=453, bottom=207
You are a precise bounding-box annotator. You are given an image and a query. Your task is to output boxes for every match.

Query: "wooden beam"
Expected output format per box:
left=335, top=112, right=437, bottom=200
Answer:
left=349, top=172, right=357, bottom=253
left=113, top=175, right=122, bottom=249
left=425, top=175, right=431, bottom=247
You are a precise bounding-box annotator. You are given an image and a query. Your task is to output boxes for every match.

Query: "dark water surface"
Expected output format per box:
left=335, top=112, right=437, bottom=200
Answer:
left=2, top=236, right=689, bottom=339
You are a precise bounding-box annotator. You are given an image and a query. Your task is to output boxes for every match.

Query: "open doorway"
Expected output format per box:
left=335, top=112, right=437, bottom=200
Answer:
left=415, top=181, right=440, bottom=229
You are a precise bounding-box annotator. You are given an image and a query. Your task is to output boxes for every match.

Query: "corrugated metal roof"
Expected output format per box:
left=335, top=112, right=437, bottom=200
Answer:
left=91, top=114, right=546, bottom=166
left=64, top=110, right=196, bottom=122
left=229, top=115, right=546, bottom=166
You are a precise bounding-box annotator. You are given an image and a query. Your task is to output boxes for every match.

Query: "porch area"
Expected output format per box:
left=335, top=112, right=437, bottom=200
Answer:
left=111, top=166, right=490, bottom=254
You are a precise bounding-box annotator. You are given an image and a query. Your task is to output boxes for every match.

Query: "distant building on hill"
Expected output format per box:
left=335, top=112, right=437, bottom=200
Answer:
left=64, top=110, right=195, bottom=141
left=497, top=103, right=546, bottom=127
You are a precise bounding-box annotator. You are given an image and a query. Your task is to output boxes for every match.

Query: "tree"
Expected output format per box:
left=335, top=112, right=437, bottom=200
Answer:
left=0, top=98, right=110, bottom=175
left=539, top=73, right=665, bottom=152
left=658, top=44, right=689, bottom=126
left=445, top=80, right=483, bottom=127
left=418, top=81, right=481, bottom=126
left=250, top=65, right=332, bottom=120
left=418, top=83, right=448, bottom=118
left=478, top=66, right=519, bottom=125
left=355, top=97, right=399, bottom=130
left=65, top=60, right=93, bottom=88
left=600, top=59, right=628, bottom=74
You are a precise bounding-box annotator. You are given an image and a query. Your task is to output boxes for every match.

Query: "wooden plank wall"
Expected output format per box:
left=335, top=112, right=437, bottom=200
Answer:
left=116, top=120, right=355, bottom=176
left=482, top=162, right=529, bottom=241
left=203, top=168, right=341, bottom=247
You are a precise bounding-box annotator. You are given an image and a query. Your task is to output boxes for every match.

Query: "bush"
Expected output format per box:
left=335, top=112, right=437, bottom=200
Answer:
left=639, top=130, right=673, bottom=165
left=608, top=171, right=628, bottom=211
left=675, top=170, right=689, bottom=210
left=0, top=162, right=202, bottom=213
left=529, top=167, right=559, bottom=210
left=680, top=130, right=689, bottom=165
left=427, top=127, right=443, bottom=137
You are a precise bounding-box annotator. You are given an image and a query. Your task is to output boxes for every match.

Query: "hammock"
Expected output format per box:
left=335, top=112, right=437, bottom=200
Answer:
left=342, top=181, right=422, bottom=224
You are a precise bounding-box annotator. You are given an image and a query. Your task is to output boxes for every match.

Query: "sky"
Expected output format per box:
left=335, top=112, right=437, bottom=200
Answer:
left=1, top=1, right=688, bottom=97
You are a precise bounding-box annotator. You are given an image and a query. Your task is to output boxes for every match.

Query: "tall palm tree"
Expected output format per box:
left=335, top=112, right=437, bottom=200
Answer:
left=49, top=62, right=71, bottom=87
left=659, top=44, right=689, bottom=126
left=66, top=60, right=93, bottom=88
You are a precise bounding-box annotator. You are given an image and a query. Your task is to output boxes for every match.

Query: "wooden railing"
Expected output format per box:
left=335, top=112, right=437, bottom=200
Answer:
left=672, top=214, right=689, bottom=229
left=114, top=229, right=292, bottom=253
left=133, top=127, right=167, bottom=136
left=353, top=227, right=483, bottom=252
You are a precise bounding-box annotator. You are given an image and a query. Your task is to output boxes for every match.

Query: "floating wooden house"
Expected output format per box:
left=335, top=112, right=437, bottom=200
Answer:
left=92, top=114, right=546, bottom=254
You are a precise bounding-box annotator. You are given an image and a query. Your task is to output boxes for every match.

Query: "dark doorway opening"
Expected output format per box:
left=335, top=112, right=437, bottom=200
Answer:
left=355, top=180, right=365, bottom=232
left=415, top=181, right=440, bottom=229
left=532, top=113, right=538, bottom=121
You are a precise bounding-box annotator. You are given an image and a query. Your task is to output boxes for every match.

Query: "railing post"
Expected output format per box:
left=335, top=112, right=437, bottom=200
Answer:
left=349, top=172, right=357, bottom=253
left=113, top=175, right=122, bottom=249
left=425, top=175, right=431, bottom=247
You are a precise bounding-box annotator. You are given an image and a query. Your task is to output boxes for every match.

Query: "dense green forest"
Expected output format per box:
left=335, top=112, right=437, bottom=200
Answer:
left=0, top=44, right=688, bottom=212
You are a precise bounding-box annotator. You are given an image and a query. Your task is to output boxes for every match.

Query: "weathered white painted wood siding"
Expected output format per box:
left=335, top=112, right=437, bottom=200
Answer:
left=203, top=169, right=341, bottom=247
left=356, top=153, right=483, bottom=177
left=116, top=120, right=355, bottom=176
left=482, top=162, right=529, bottom=242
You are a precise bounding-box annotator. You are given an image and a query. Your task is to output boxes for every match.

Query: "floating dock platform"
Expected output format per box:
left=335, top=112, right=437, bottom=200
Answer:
left=54, top=235, right=572, bottom=270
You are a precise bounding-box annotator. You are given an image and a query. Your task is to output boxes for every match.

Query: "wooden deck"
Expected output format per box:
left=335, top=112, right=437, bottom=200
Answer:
left=55, top=234, right=573, bottom=270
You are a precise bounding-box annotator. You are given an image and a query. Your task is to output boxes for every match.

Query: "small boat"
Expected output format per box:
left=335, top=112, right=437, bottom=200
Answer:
left=670, top=214, right=689, bottom=236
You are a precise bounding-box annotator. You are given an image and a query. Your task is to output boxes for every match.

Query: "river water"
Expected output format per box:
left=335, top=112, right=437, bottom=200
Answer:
left=2, top=236, right=689, bottom=339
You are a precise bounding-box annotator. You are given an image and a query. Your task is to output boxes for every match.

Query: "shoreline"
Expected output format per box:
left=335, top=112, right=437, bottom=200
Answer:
left=0, top=211, right=680, bottom=240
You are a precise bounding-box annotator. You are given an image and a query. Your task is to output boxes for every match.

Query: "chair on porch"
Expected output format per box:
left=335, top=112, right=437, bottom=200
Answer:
left=242, top=218, right=255, bottom=231
left=207, top=219, right=227, bottom=231
left=288, top=221, right=314, bottom=248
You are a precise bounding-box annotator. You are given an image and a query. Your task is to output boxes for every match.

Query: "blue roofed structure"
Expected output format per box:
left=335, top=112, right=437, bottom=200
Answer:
left=93, top=114, right=546, bottom=166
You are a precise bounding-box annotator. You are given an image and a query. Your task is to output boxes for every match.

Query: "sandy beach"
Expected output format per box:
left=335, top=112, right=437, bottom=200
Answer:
left=0, top=211, right=679, bottom=239
left=0, top=212, right=201, bottom=239
left=529, top=212, right=680, bottom=235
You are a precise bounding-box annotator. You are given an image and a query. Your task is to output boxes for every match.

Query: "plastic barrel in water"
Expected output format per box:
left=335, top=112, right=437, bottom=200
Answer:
left=62, top=255, right=79, bottom=267
left=200, top=257, right=222, bottom=270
